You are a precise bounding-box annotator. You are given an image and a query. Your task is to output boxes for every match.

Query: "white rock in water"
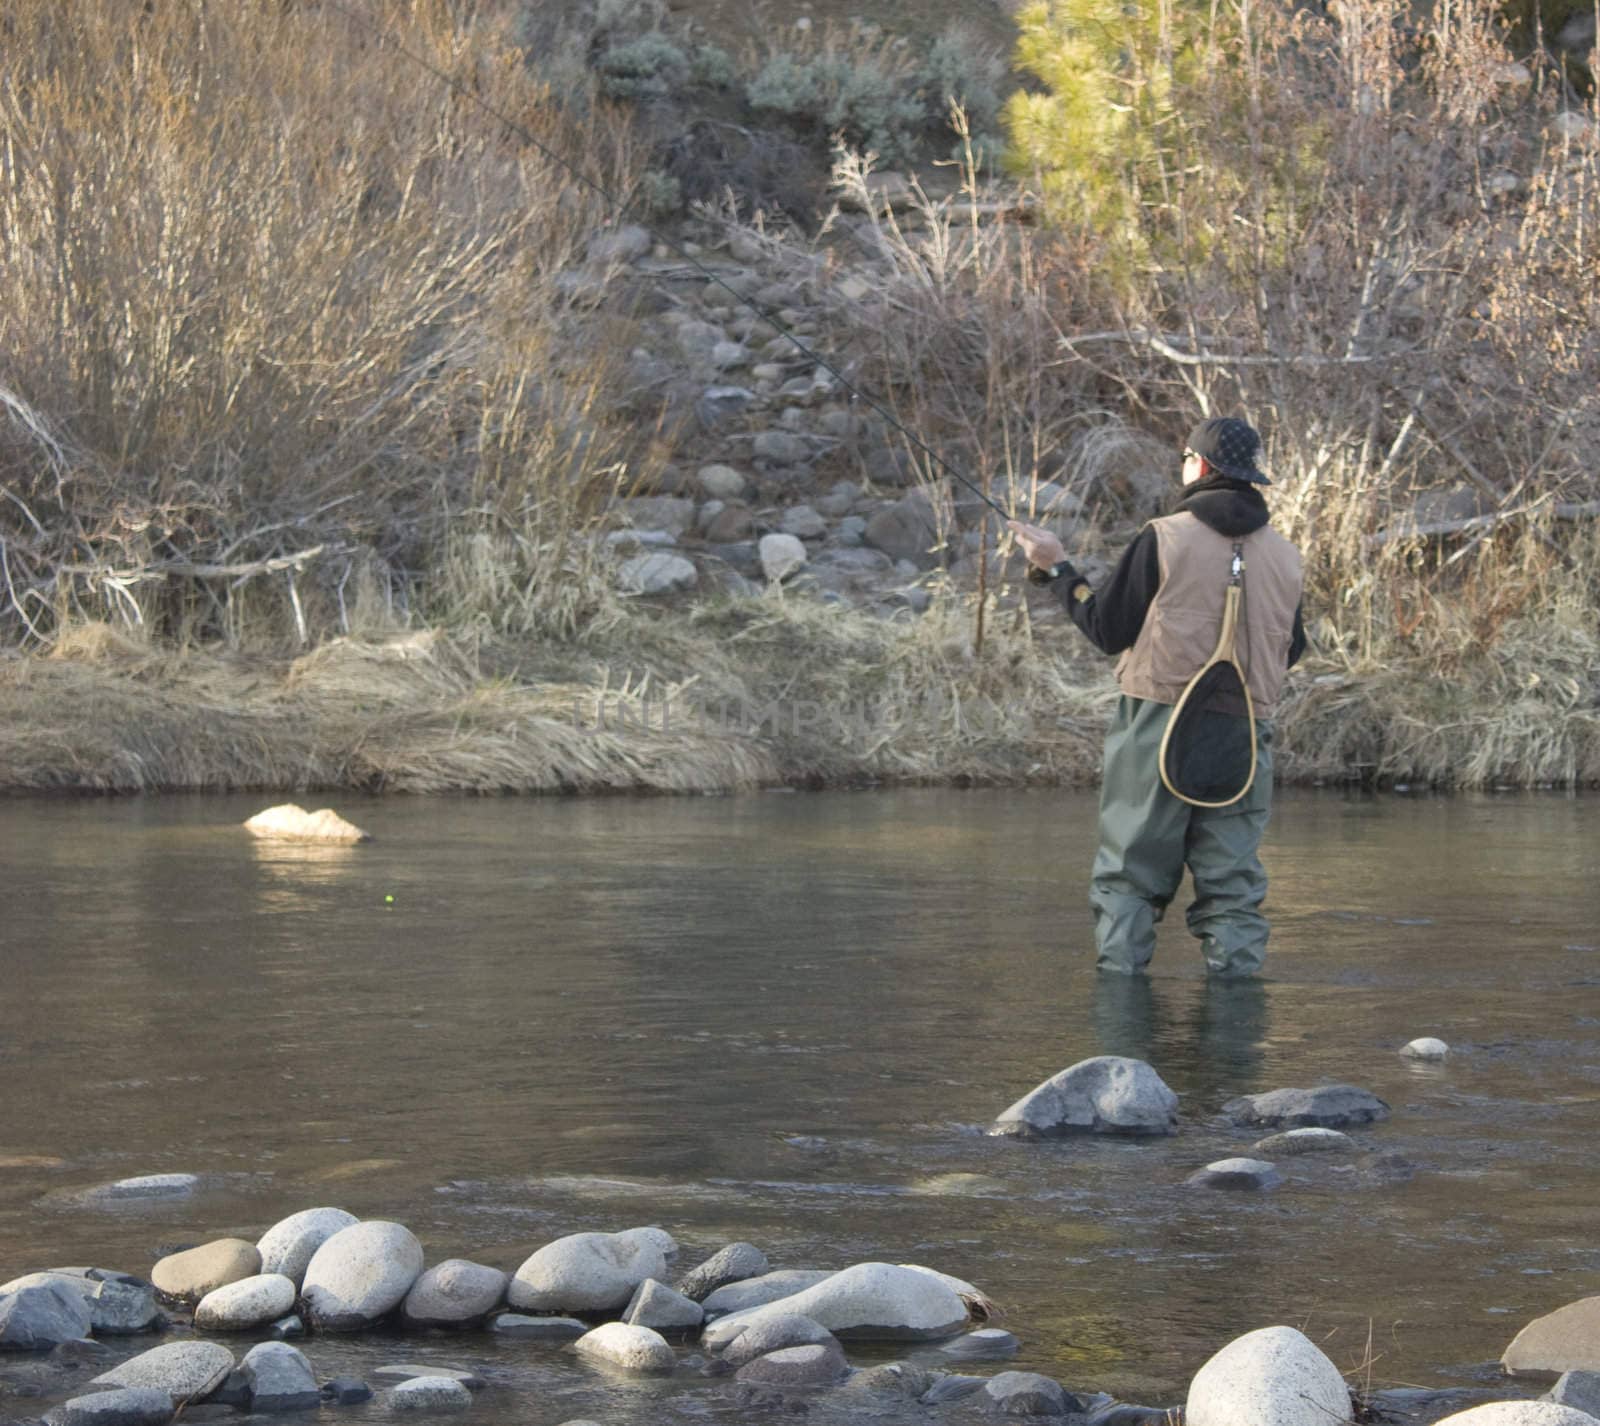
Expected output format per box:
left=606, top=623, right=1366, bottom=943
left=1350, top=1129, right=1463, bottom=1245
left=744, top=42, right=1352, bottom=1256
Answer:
left=701, top=1262, right=968, bottom=1349
left=151, top=1240, right=261, bottom=1305
left=390, top=1376, right=473, bottom=1411
left=1401, top=1037, right=1450, bottom=1060
left=509, top=1230, right=668, bottom=1314
left=991, top=1055, right=1179, bottom=1137
left=257, top=1206, right=359, bottom=1286
left=301, top=1221, right=424, bottom=1330
left=1433, top=1406, right=1600, bottom=1425
left=574, top=1321, right=677, bottom=1373
left=759, top=532, right=807, bottom=582
left=81, top=1174, right=198, bottom=1203
left=1187, top=1325, right=1351, bottom=1426
left=195, top=1273, right=296, bottom=1331
left=244, top=804, right=370, bottom=844
left=402, top=1259, right=509, bottom=1326
left=1503, top=1296, right=1600, bottom=1376
left=92, top=1341, right=236, bottom=1402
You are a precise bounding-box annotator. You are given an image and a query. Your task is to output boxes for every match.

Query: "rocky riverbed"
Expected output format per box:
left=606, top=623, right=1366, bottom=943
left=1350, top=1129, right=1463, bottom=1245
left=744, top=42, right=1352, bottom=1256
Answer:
left=558, top=209, right=1122, bottom=617
left=7, top=1055, right=1600, bottom=1426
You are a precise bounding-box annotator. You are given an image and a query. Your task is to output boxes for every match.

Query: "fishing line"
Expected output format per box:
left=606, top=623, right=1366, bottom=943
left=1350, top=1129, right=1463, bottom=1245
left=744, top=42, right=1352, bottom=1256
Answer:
left=319, top=0, right=1016, bottom=521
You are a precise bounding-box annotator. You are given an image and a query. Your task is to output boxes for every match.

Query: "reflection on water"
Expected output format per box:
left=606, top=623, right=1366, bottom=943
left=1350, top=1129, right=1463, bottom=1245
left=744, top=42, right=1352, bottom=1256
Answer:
left=1091, top=975, right=1268, bottom=1095
left=1, top=789, right=1598, bottom=1423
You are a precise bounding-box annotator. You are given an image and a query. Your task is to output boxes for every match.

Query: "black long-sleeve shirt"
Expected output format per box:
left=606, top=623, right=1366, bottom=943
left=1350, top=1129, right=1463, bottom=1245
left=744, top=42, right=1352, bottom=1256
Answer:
left=1050, top=482, right=1307, bottom=667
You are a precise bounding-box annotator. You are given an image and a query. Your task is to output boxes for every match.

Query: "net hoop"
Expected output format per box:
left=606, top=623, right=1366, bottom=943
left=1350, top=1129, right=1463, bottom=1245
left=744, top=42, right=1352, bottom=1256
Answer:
left=1158, top=579, right=1258, bottom=809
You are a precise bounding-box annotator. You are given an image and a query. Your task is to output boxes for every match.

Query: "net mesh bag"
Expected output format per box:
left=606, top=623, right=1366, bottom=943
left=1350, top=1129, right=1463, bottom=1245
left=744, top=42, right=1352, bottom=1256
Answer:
left=1160, top=659, right=1255, bottom=806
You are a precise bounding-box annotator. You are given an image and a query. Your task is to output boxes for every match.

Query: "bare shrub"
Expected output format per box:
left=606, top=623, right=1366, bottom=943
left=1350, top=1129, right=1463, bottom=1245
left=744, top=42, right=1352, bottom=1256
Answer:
left=0, top=0, right=643, bottom=648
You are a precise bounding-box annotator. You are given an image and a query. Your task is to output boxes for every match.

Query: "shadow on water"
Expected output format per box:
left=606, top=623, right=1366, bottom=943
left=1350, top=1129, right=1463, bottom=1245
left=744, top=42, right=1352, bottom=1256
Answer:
left=0, top=787, right=1597, bottom=1422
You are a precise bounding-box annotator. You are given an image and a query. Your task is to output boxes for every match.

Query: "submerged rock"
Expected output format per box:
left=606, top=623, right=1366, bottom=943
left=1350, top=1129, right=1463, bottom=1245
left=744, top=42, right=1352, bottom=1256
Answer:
left=243, top=805, right=370, bottom=844
left=923, top=1374, right=989, bottom=1405
left=1251, top=1128, right=1354, bottom=1157
left=79, top=1175, right=198, bottom=1205
left=1503, top=1296, right=1600, bottom=1376
left=1185, top=1158, right=1283, bottom=1191
left=1186, top=1325, right=1351, bottom=1426
left=489, top=1313, right=586, bottom=1340
left=370, top=1364, right=485, bottom=1390
left=941, top=1328, right=1020, bottom=1359
left=991, top=1056, right=1179, bottom=1138
left=1220, top=1085, right=1389, bottom=1129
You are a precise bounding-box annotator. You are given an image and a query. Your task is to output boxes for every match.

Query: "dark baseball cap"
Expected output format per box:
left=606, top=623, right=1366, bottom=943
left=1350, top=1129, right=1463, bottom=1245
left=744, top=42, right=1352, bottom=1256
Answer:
left=1186, top=417, right=1270, bottom=485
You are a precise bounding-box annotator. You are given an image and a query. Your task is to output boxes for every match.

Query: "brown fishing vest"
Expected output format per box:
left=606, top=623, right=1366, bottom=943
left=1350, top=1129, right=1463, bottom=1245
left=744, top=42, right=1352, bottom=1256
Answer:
left=1114, top=512, right=1303, bottom=716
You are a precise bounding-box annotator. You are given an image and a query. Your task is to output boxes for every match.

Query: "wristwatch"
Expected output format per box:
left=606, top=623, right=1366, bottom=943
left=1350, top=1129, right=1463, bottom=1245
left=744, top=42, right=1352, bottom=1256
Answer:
left=1026, top=560, right=1074, bottom=586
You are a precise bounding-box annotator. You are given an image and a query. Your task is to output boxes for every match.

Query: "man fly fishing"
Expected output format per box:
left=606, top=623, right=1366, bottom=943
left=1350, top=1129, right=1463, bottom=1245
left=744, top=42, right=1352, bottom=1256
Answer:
left=1009, top=418, right=1306, bottom=978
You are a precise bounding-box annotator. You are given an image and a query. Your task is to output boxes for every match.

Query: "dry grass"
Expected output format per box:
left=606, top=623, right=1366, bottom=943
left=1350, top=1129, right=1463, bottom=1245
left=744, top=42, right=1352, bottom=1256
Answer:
left=0, top=599, right=1116, bottom=793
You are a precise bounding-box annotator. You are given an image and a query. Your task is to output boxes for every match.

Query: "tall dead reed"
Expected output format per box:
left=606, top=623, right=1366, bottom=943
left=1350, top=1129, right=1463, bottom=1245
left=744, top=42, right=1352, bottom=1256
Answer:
left=0, top=0, right=641, bottom=648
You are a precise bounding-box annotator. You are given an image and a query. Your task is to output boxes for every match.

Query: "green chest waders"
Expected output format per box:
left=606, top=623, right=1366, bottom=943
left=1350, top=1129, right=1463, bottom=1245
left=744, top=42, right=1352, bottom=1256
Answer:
left=1157, top=541, right=1257, bottom=808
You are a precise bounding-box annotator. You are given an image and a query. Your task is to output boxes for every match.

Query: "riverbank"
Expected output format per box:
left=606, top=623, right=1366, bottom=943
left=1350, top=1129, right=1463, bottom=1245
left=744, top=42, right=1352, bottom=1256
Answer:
left=3, top=5, right=1597, bottom=797
left=4, top=598, right=1597, bottom=795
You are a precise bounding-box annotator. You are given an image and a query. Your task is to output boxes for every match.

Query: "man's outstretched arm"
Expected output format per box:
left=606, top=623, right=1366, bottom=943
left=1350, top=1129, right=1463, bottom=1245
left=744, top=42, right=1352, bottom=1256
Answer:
left=1009, top=519, right=1158, bottom=656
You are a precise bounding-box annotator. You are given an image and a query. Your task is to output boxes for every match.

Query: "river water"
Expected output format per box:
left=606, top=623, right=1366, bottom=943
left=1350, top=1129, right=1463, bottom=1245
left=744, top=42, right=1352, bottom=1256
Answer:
left=2, top=789, right=1597, bottom=1423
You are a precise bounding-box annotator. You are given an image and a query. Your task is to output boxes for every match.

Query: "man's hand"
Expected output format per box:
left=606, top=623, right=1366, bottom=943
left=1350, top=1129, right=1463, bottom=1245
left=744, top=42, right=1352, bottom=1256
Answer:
left=1007, top=519, right=1067, bottom=570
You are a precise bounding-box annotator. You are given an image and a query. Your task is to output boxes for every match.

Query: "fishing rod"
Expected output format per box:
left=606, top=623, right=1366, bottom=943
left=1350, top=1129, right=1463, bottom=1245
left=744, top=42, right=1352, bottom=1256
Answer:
left=320, top=0, right=1017, bottom=525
